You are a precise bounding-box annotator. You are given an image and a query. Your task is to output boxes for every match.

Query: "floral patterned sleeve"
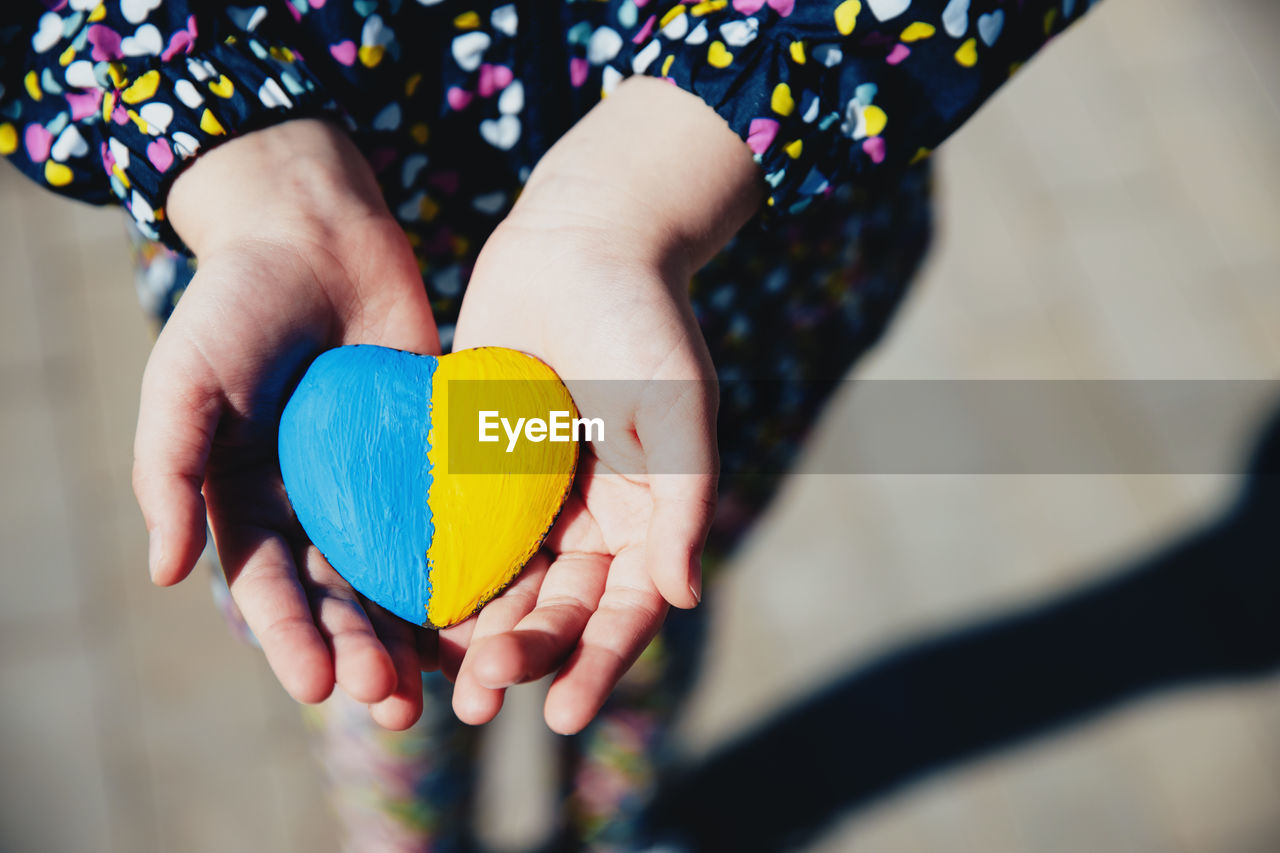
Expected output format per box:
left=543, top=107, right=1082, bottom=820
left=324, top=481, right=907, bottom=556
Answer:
left=598, top=0, right=1100, bottom=215
left=0, top=1, right=340, bottom=248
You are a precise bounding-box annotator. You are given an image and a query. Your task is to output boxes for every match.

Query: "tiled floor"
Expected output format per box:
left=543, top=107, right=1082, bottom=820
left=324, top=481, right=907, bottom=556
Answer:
left=2, top=0, right=1278, bottom=850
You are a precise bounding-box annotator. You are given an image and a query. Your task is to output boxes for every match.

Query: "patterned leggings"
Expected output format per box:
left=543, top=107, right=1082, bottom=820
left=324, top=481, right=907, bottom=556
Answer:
left=135, top=163, right=933, bottom=852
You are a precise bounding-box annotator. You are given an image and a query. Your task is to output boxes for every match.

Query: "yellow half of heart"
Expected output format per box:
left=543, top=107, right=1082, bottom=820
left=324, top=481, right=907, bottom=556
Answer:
left=424, top=348, right=578, bottom=628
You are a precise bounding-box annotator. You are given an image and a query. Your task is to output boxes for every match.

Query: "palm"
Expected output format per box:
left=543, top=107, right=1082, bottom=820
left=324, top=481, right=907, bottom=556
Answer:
left=443, top=452, right=672, bottom=733
left=443, top=220, right=718, bottom=733
left=135, top=223, right=440, bottom=730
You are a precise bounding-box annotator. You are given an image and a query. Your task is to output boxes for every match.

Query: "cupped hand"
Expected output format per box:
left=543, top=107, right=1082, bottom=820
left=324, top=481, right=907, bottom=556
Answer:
left=442, top=77, right=762, bottom=733
left=133, top=119, right=439, bottom=729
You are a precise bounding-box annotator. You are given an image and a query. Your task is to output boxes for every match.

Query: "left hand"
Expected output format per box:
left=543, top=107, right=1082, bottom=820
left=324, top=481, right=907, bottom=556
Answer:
left=437, top=77, right=761, bottom=733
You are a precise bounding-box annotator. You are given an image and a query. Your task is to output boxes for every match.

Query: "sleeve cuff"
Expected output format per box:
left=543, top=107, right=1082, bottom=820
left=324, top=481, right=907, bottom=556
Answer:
left=604, top=5, right=867, bottom=221
left=604, top=1, right=1088, bottom=221
left=104, top=37, right=344, bottom=251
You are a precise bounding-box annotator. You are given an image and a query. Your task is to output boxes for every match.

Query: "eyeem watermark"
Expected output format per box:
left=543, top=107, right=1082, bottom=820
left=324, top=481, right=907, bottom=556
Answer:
left=478, top=410, right=605, bottom=453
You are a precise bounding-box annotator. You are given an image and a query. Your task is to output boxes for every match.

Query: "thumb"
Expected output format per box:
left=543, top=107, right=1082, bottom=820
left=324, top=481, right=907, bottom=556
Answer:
left=132, top=322, right=221, bottom=587
left=637, top=378, right=720, bottom=609
left=340, top=224, right=441, bottom=356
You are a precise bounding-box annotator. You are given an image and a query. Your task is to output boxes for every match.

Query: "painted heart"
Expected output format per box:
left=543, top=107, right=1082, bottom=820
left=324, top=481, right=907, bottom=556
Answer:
left=278, top=346, right=578, bottom=628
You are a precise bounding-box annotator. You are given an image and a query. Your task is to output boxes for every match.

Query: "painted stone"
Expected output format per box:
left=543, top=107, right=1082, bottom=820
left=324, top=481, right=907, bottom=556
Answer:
left=278, top=345, right=578, bottom=628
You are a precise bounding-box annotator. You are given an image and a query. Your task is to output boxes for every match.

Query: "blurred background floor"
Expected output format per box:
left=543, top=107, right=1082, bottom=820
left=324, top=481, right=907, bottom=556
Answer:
left=2, top=0, right=1279, bottom=850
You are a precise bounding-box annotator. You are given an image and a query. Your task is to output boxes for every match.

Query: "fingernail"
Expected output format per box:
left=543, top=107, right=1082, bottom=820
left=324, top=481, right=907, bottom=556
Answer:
left=148, top=529, right=164, bottom=581
left=688, top=556, right=703, bottom=605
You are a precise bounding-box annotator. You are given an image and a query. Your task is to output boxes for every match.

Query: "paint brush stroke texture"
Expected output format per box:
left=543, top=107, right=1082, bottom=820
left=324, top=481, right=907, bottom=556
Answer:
left=278, top=345, right=578, bottom=628
left=279, top=345, right=437, bottom=625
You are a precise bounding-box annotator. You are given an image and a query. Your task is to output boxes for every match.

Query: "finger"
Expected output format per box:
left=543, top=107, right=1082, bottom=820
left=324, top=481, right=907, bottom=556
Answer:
left=451, top=553, right=553, bottom=725
left=645, top=478, right=717, bottom=608
left=637, top=380, right=719, bottom=609
left=438, top=616, right=476, bottom=683
left=214, top=521, right=335, bottom=704
left=296, top=546, right=396, bottom=704
left=132, top=324, right=222, bottom=587
left=364, top=599, right=426, bottom=731
left=341, top=224, right=442, bottom=356
left=543, top=547, right=667, bottom=735
left=469, top=551, right=611, bottom=691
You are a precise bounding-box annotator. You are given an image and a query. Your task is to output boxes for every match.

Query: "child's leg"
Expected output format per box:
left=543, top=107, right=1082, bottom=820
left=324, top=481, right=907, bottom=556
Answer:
left=211, top=565, right=482, bottom=852
left=302, top=675, right=481, bottom=853
left=562, top=593, right=711, bottom=853
left=561, top=165, right=936, bottom=849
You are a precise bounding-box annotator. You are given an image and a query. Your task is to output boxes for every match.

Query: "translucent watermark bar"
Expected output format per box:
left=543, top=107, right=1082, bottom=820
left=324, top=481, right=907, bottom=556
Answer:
left=444, top=379, right=1280, bottom=475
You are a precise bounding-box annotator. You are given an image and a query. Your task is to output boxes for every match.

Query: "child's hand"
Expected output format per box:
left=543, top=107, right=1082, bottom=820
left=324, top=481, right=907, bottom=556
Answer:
left=443, top=78, right=762, bottom=733
left=134, top=119, right=440, bottom=729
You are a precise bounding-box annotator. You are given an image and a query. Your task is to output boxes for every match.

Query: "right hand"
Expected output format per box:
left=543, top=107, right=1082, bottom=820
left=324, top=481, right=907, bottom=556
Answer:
left=134, top=119, right=440, bottom=729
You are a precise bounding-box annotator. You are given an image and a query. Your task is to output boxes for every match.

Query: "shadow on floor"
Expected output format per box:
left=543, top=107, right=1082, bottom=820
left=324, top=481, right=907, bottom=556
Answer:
left=645, top=406, right=1280, bottom=851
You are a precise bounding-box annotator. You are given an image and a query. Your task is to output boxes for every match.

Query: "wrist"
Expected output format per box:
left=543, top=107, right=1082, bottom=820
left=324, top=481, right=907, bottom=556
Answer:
left=167, top=119, right=389, bottom=258
left=519, top=76, right=763, bottom=272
